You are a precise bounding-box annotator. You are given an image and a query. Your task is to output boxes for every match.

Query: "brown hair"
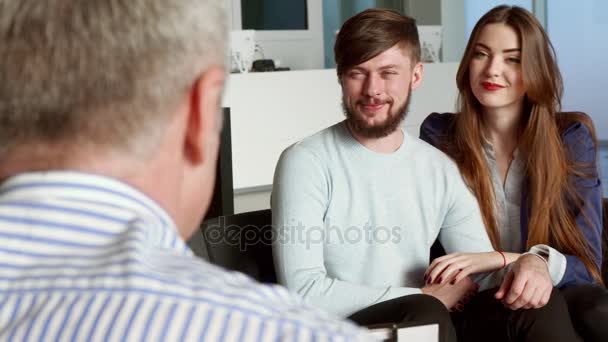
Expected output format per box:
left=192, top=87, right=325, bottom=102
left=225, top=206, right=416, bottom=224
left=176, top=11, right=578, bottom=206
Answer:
left=444, top=5, right=602, bottom=283
left=334, top=8, right=421, bottom=77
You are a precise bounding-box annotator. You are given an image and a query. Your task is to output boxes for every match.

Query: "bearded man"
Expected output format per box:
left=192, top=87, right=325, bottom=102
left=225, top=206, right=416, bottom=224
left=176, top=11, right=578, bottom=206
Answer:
left=271, top=9, right=496, bottom=342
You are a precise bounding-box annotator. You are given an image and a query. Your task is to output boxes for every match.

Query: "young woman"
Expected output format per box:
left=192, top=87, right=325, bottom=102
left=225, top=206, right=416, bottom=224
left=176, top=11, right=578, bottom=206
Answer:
left=420, top=5, right=606, bottom=342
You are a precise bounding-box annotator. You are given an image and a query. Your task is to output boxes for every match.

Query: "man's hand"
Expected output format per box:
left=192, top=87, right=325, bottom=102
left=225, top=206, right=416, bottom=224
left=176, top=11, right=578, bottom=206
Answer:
left=495, top=254, right=552, bottom=310
left=422, top=276, right=479, bottom=309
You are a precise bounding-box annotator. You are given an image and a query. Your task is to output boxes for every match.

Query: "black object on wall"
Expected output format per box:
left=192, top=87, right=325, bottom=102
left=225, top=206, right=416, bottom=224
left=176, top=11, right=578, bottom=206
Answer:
left=241, top=0, right=308, bottom=30
left=204, top=108, right=235, bottom=220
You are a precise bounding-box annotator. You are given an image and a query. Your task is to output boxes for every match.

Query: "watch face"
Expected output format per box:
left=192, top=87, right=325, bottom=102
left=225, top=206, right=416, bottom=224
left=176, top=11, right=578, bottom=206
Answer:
left=536, top=249, right=549, bottom=260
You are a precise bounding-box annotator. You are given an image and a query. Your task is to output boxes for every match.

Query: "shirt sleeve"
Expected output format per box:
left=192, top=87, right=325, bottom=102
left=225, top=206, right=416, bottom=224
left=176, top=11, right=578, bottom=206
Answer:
left=271, top=144, right=421, bottom=318
left=529, top=244, right=567, bottom=285
left=419, top=114, right=495, bottom=253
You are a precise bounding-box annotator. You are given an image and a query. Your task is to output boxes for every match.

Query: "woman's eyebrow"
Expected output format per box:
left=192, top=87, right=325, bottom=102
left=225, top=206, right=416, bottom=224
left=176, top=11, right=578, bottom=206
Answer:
left=475, top=42, right=521, bottom=53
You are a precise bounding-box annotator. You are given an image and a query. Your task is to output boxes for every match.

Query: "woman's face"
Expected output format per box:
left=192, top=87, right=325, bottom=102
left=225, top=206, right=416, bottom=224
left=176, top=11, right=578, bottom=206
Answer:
left=469, top=23, right=526, bottom=114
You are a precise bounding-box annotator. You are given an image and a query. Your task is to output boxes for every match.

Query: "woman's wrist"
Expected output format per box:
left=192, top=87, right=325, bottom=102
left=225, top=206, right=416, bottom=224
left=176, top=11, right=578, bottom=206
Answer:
left=488, top=252, right=519, bottom=271
left=504, top=252, right=521, bottom=265
left=496, top=251, right=507, bottom=269
left=481, top=251, right=506, bottom=271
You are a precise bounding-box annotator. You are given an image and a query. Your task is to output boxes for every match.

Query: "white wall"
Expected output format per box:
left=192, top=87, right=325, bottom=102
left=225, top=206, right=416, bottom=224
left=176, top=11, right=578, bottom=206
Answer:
left=547, top=0, right=608, bottom=140
left=406, top=0, right=442, bottom=25
left=441, top=0, right=466, bottom=62
left=463, top=0, right=532, bottom=38
left=441, top=0, right=535, bottom=62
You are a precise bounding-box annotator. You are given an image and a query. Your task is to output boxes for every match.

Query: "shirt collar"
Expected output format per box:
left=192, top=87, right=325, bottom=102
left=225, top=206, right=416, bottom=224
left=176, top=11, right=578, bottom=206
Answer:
left=481, top=137, right=520, bottom=162
left=0, top=171, right=189, bottom=253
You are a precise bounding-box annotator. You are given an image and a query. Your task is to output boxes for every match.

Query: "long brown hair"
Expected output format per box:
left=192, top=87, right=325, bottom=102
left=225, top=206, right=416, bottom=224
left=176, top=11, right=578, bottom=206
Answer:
left=445, top=5, right=602, bottom=283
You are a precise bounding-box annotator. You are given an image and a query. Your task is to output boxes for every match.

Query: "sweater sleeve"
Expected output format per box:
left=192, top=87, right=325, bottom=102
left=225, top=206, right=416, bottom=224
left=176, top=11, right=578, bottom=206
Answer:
left=556, top=120, right=604, bottom=287
left=437, top=161, right=495, bottom=256
left=419, top=113, right=494, bottom=254
left=271, top=144, right=421, bottom=318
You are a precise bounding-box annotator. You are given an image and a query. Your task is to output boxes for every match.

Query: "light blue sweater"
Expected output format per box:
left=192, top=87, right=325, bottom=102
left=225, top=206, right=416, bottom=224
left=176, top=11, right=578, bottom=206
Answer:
left=271, top=121, right=494, bottom=317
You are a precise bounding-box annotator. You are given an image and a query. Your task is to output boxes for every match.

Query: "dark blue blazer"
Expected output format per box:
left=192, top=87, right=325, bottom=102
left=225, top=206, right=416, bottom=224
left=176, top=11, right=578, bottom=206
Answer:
left=420, top=112, right=604, bottom=287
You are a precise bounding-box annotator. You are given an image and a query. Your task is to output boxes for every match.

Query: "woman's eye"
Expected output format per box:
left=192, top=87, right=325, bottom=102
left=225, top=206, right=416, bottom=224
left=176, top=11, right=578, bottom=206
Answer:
left=473, top=51, right=488, bottom=59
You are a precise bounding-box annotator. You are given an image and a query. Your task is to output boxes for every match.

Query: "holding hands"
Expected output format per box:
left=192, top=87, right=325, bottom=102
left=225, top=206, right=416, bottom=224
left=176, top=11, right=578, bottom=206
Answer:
left=424, top=251, right=516, bottom=285
left=424, top=251, right=552, bottom=311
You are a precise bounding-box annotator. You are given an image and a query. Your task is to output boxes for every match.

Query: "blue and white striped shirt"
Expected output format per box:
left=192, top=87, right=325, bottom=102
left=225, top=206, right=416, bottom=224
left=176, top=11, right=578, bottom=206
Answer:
left=0, top=172, right=369, bottom=341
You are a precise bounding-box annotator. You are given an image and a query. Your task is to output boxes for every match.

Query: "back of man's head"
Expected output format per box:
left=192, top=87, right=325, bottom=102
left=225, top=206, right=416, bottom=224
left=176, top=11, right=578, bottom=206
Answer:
left=0, top=0, right=226, bottom=160
left=334, top=8, right=421, bottom=78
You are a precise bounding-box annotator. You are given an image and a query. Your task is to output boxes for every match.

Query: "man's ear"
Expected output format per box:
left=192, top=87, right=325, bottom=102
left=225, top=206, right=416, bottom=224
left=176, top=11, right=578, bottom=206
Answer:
left=184, top=65, right=226, bottom=165
left=410, top=62, right=424, bottom=90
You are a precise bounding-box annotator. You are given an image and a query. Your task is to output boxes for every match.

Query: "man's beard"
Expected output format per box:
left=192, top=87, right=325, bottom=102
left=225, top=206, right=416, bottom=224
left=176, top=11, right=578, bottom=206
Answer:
left=343, top=90, right=412, bottom=139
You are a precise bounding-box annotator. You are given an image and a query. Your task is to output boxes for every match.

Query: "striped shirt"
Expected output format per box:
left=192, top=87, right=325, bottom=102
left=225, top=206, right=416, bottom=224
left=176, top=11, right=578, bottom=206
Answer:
left=0, top=172, right=370, bottom=341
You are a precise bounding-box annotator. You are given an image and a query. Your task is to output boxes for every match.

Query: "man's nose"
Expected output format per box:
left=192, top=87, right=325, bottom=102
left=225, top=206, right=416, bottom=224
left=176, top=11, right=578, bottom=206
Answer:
left=363, top=73, right=383, bottom=96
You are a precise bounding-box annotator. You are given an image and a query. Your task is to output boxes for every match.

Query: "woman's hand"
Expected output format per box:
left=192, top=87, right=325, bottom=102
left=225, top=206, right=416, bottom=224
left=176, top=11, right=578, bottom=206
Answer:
left=424, top=252, right=519, bottom=285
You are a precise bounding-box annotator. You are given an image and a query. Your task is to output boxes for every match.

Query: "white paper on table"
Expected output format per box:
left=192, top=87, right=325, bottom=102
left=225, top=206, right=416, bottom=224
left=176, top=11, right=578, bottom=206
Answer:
left=367, top=327, right=392, bottom=341
left=367, top=323, right=438, bottom=341
left=396, top=323, right=438, bottom=342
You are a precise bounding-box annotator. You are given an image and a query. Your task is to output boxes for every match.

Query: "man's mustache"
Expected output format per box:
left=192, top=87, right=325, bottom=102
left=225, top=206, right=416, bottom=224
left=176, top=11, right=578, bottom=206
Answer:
left=357, top=98, right=393, bottom=105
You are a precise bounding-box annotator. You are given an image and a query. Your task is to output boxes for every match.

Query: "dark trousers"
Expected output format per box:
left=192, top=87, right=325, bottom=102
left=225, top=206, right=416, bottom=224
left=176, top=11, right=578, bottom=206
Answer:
left=451, top=287, right=582, bottom=342
left=561, top=284, right=608, bottom=342
left=347, top=294, right=457, bottom=342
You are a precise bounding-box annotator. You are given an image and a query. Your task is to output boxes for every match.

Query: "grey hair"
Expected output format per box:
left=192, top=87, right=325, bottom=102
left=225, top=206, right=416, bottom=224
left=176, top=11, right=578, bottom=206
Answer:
left=0, top=0, right=227, bottom=157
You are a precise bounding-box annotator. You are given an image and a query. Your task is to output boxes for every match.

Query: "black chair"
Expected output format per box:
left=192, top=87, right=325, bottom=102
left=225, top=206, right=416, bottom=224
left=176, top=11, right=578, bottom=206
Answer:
left=430, top=239, right=446, bottom=262
left=187, top=107, right=235, bottom=261
left=199, top=209, right=277, bottom=283
left=204, top=108, right=234, bottom=220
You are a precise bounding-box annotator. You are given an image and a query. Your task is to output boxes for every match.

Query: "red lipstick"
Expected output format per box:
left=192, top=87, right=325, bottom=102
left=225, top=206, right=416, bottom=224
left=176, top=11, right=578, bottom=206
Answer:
left=481, top=81, right=505, bottom=91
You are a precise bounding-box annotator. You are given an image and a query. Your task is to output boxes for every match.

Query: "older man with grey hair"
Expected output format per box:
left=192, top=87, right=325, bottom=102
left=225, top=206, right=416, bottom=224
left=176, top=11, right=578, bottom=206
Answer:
left=0, top=0, right=369, bottom=340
